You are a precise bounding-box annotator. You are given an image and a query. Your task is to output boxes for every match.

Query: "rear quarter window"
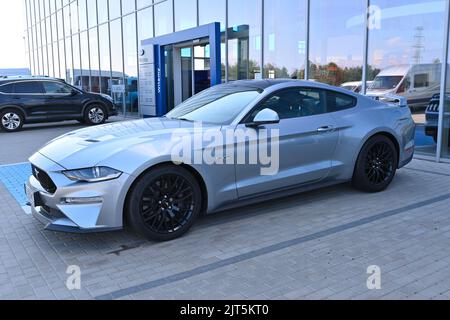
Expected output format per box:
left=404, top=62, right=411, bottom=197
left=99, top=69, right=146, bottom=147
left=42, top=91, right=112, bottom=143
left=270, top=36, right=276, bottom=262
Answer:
left=327, top=91, right=357, bottom=113
left=0, top=83, right=14, bottom=94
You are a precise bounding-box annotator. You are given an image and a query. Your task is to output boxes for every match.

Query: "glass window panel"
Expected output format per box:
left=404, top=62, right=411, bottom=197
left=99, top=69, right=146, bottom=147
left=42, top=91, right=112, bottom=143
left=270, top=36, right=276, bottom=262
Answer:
left=137, top=0, right=152, bottom=9
left=110, top=19, right=124, bottom=113
left=98, top=0, right=109, bottom=24
left=109, top=0, right=121, bottom=19
left=137, top=6, right=153, bottom=41
left=174, top=0, right=197, bottom=31
left=228, top=0, right=262, bottom=80
left=70, top=0, right=79, bottom=33
left=57, top=9, right=64, bottom=39
left=63, top=3, right=71, bottom=36
left=79, top=0, right=87, bottom=31
left=122, top=0, right=136, bottom=15
left=368, top=0, right=446, bottom=157
left=154, top=1, right=173, bottom=36
left=309, top=0, right=366, bottom=86
left=80, top=31, right=90, bottom=91
left=59, top=39, right=66, bottom=79
left=72, top=33, right=81, bottom=87
left=99, top=23, right=111, bottom=95
left=87, top=0, right=97, bottom=28
left=65, top=36, right=73, bottom=83
left=199, top=0, right=225, bottom=28
left=264, top=0, right=307, bottom=79
left=89, top=28, right=100, bottom=92
left=123, top=14, right=139, bottom=116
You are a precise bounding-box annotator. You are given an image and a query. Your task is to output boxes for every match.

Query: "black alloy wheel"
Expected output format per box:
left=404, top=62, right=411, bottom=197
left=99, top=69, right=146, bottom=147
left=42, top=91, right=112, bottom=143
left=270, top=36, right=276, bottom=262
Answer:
left=353, top=135, right=398, bottom=193
left=127, top=166, right=202, bottom=241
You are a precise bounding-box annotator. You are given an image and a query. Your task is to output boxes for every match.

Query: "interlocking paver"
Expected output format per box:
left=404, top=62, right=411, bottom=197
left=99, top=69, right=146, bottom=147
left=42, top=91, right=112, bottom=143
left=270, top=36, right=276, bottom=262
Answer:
left=1, top=122, right=450, bottom=299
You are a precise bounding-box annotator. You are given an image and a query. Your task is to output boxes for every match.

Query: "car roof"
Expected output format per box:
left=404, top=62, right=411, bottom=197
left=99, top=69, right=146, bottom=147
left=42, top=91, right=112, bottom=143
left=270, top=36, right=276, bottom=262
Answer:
left=0, top=76, right=65, bottom=85
left=221, top=79, right=333, bottom=91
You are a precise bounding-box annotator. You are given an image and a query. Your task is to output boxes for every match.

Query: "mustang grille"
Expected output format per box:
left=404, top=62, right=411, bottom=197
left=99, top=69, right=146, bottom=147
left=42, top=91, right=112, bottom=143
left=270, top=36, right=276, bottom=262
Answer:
left=31, top=165, right=57, bottom=194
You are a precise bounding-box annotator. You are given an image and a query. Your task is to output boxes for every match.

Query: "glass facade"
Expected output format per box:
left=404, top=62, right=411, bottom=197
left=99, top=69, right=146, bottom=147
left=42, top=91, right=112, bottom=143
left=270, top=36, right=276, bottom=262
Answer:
left=23, top=0, right=450, bottom=161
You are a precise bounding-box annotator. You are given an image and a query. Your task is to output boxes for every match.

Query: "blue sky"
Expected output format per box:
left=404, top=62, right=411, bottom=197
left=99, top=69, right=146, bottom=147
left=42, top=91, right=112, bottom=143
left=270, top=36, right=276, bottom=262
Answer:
left=0, top=0, right=27, bottom=69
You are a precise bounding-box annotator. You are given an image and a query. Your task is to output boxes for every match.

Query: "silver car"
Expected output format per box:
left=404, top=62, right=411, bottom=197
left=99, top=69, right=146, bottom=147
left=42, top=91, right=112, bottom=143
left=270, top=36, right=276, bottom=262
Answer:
left=26, top=80, right=415, bottom=241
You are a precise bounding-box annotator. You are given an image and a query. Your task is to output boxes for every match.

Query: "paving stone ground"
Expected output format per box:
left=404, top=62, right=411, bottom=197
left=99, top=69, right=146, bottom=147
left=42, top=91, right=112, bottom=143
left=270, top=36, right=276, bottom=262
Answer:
left=0, top=121, right=449, bottom=300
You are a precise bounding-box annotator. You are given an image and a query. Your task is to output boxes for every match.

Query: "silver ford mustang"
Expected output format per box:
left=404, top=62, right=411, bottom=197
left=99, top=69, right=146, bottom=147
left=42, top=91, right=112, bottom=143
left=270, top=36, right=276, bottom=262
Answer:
left=26, top=80, right=415, bottom=241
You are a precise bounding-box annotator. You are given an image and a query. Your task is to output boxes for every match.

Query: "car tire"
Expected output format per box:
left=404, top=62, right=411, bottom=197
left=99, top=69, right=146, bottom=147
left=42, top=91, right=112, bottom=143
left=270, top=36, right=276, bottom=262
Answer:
left=84, top=104, right=107, bottom=126
left=0, top=109, right=24, bottom=132
left=352, top=135, right=398, bottom=193
left=126, top=165, right=203, bottom=242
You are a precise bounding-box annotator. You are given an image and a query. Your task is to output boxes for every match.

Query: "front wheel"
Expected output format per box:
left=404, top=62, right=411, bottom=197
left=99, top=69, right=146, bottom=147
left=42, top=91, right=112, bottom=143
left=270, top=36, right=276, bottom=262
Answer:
left=352, top=135, right=398, bottom=193
left=84, top=105, right=107, bottom=125
left=126, top=166, right=203, bottom=242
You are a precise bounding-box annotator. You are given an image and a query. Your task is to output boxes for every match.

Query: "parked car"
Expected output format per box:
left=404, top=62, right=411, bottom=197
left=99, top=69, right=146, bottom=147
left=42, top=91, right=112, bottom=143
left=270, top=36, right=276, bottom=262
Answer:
left=367, top=64, right=445, bottom=110
left=425, top=93, right=450, bottom=143
left=26, top=80, right=415, bottom=241
left=0, top=76, right=118, bottom=132
left=340, top=81, right=373, bottom=93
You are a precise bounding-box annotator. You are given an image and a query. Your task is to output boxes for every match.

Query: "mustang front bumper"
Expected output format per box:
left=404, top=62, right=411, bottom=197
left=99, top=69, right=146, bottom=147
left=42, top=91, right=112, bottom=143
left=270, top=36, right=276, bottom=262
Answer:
left=26, top=152, right=130, bottom=233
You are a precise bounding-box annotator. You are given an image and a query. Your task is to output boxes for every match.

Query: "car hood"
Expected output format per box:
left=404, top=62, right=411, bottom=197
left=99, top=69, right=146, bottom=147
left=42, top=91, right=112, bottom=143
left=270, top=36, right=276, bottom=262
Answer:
left=36, top=118, right=220, bottom=170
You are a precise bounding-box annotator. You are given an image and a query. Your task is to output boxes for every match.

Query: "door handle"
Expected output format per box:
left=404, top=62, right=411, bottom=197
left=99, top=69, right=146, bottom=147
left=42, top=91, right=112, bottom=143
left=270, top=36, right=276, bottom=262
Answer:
left=317, top=126, right=334, bottom=133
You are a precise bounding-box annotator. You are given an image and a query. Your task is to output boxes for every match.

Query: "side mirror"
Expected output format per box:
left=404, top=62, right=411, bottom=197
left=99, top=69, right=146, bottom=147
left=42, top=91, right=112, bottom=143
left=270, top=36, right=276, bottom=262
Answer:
left=247, top=108, right=280, bottom=128
left=70, top=89, right=79, bottom=96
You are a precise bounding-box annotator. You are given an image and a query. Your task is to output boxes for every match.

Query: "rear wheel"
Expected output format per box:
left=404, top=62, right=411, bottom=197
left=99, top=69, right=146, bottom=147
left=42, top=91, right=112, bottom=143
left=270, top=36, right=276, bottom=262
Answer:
left=0, top=109, right=24, bottom=132
left=352, top=135, right=398, bottom=193
left=84, top=105, right=107, bottom=125
left=127, top=166, right=202, bottom=242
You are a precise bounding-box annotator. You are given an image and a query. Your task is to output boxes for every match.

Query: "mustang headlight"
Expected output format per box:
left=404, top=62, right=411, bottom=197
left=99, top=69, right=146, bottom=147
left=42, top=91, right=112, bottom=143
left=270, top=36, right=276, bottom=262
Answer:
left=63, top=167, right=122, bottom=183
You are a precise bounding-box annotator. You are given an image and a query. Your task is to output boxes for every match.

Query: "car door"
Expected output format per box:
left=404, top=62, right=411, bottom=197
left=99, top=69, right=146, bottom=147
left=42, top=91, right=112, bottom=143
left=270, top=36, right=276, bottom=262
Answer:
left=42, top=81, right=82, bottom=120
left=234, top=87, right=339, bottom=199
left=12, top=81, right=48, bottom=121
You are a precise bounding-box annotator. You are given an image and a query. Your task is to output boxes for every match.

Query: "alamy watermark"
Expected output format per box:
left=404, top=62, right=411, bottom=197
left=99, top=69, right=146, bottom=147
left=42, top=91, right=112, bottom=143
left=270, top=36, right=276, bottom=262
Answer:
left=367, top=265, right=382, bottom=290
left=66, top=265, right=82, bottom=291
left=170, top=122, right=280, bottom=176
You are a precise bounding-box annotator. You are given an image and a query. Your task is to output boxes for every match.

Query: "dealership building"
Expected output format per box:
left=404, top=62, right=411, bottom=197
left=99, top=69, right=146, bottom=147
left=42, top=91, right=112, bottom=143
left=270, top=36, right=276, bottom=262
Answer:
left=23, top=0, right=450, bottom=162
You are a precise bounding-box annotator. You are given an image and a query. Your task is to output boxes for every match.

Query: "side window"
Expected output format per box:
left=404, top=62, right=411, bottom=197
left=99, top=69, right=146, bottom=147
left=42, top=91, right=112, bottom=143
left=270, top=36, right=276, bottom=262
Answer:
left=14, top=81, right=44, bottom=94
left=414, top=73, right=429, bottom=88
left=0, top=83, right=14, bottom=94
left=248, top=87, right=327, bottom=121
left=326, top=91, right=357, bottom=113
left=43, top=81, right=73, bottom=94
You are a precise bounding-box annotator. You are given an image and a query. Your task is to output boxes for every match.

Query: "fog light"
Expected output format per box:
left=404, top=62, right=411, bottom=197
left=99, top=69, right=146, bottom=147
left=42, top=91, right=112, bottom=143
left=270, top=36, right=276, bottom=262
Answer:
left=61, top=197, right=103, bottom=204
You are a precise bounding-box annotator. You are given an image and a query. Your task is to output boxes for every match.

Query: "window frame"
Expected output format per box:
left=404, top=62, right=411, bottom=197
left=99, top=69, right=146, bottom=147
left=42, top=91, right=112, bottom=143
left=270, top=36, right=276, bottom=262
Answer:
left=241, top=87, right=358, bottom=124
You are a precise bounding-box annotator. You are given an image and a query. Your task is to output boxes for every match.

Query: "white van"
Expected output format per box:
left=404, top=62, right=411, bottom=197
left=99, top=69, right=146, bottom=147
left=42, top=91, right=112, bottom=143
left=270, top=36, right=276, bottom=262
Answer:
left=367, top=64, right=443, bottom=110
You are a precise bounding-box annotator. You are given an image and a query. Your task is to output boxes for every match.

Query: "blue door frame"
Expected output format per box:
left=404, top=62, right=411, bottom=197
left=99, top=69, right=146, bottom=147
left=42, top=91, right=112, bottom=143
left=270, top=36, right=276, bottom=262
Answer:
left=141, top=23, right=222, bottom=117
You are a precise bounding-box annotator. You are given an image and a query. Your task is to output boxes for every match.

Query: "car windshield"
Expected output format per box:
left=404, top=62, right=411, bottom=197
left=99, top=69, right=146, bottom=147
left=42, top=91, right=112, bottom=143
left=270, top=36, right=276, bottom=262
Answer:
left=370, top=76, right=404, bottom=90
left=166, top=85, right=262, bottom=125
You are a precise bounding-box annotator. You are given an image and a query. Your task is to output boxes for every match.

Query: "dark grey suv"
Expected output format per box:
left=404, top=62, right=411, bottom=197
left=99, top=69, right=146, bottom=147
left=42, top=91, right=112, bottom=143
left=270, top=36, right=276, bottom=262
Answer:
left=0, top=77, right=118, bottom=132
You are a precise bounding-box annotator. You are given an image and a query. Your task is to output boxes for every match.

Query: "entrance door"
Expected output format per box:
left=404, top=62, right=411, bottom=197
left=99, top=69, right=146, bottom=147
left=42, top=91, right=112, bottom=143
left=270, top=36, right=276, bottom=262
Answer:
left=167, top=39, right=212, bottom=110
left=139, top=22, right=222, bottom=117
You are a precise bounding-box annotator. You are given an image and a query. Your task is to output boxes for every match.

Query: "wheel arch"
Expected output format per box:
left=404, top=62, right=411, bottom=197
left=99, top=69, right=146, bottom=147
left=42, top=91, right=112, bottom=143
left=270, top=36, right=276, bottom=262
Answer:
left=353, top=130, right=401, bottom=176
left=82, top=100, right=108, bottom=116
left=0, top=105, right=26, bottom=120
left=123, top=162, right=209, bottom=224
